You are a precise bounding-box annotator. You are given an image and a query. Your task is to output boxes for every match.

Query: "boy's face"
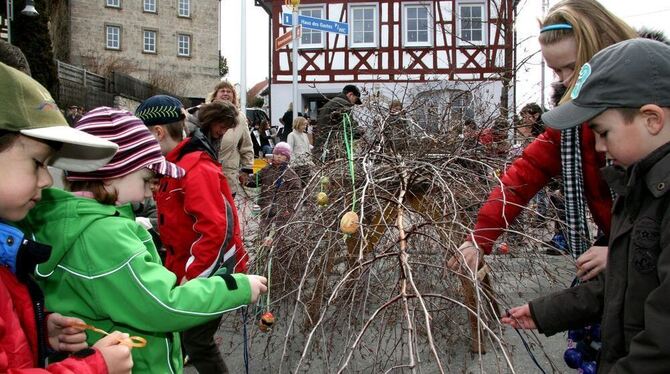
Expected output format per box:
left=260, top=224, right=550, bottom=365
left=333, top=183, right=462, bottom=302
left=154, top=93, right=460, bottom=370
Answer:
left=0, top=135, right=54, bottom=221
left=589, top=109, right=655, bottom=168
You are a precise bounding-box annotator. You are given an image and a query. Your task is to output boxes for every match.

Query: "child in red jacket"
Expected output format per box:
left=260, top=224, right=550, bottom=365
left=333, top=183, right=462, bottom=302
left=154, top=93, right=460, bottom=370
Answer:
left=0, top=62, right=133, bottom=373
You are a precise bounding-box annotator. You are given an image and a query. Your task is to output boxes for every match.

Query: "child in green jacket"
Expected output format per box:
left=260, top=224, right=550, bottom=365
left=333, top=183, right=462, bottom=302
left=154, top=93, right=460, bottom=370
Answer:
left=23, top=107, right=267, bottom=374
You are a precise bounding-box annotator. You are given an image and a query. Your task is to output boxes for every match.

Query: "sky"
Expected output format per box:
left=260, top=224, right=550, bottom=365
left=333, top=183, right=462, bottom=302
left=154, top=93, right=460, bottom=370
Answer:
left=221, top=0, right=670, bottom=110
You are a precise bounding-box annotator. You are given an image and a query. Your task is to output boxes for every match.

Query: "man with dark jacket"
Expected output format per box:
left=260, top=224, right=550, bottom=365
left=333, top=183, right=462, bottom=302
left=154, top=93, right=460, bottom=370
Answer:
left=314, top=84, right=362, bottom=162
left=136, top=96, right=250, bottom=374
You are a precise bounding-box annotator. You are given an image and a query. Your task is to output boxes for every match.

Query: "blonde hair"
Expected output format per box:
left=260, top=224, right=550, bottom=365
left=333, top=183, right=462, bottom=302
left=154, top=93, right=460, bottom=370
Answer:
left=292, top=116, right=307, bottom=132
left=539, top=0, right=637, bottom=104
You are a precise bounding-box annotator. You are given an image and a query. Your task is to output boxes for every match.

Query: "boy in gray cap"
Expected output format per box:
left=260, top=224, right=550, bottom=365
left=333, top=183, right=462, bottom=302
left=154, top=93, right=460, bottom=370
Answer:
left=502, top=38, right=670, bottom=373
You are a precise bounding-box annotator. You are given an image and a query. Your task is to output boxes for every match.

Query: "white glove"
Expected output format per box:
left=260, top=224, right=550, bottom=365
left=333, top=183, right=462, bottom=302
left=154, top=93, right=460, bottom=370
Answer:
left=135, top=217, right=153, bottom=230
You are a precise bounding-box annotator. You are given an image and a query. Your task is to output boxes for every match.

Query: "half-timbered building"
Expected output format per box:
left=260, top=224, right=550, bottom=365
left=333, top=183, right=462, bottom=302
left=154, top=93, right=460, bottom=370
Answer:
left=257, top=0, right=517, bottom=129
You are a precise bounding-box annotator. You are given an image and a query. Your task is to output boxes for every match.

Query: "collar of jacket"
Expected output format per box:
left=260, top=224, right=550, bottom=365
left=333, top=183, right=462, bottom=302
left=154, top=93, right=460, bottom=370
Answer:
left=601, top=140, right=670, bottom=198
left=173, top=128, right=218, bottom=162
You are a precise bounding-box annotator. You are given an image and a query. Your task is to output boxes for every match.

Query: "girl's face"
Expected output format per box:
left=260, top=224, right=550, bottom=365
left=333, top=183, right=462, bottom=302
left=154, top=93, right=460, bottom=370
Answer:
left=273, top=154, right=288, bottom=164
left=107, top=168, right=157, bottom=205
left=296, top=121, right=306, bottom=132
left=541, top=37, right=578, bottom=88
left=0, top=135, right=54, bottom=221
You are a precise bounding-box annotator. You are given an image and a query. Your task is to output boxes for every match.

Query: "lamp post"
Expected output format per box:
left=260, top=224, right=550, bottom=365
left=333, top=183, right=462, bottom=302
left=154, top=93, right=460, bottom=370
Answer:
left=288, top=0, right=299, bottom=122
left=4, top=0, right=40, bottom=44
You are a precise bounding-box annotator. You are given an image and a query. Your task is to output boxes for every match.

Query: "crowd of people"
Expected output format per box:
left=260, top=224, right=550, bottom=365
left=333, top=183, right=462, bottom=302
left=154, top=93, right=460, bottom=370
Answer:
left=2, top=0, right=670, bottom=373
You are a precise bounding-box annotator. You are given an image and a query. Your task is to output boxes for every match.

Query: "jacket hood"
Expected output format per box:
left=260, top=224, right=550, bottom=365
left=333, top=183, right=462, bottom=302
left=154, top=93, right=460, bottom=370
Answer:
left=21, top=188, right=134, bottom=274
left=176, top=128, right=218, bottom=161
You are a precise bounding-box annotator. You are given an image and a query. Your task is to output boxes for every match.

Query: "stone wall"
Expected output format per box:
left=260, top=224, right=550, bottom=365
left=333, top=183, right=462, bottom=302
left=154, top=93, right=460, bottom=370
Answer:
left=67, top=0, right=219, bottom=98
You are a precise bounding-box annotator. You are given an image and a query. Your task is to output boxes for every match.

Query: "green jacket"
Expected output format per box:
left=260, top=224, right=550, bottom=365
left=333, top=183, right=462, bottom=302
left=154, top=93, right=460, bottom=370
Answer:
left=23, top=188, right=252, bottom=374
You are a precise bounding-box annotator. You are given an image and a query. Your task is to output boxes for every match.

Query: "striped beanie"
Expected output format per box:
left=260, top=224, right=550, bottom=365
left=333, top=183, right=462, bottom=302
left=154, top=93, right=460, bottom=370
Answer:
left=66, top=107, right=185, bottom=181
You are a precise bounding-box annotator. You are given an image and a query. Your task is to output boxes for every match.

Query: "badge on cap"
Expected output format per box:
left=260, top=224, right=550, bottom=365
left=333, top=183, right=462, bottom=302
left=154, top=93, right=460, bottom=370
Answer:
left=570, top=63, right=591, bottom=100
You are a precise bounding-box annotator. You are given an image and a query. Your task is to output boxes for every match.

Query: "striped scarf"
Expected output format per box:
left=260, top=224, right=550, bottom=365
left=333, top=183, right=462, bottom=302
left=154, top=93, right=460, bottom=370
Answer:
left=560, top=127, right=591, bottom=259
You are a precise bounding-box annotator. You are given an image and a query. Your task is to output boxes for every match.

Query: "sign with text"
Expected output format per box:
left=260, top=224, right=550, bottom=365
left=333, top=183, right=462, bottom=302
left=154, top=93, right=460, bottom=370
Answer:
left=281, top=13, right=349, bottom=35
left=275, top=26, right=301, bottom=51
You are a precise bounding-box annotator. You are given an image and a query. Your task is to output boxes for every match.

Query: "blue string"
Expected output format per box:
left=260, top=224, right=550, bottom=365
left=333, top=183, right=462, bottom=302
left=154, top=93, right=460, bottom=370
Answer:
left=514, top=328, right=548, bottom=374
left=242, top=307, right=249, bottom=374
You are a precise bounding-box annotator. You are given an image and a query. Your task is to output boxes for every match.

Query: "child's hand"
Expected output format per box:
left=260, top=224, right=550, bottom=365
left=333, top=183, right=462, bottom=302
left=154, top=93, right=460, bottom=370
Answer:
left=94, top=332, right=133, bottom=374
left=247, top=275, right=268, bottom=303
left=576, top=246, right=608, bottom=281
left=501, top=304, right=537, bottom=329
left=47, top=313, right=89, bottom=352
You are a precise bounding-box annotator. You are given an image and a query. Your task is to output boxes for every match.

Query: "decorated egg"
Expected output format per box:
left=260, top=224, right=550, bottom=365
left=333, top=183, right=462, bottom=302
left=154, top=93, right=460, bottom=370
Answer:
left=498, top=242, right=509, bottom=254
left=580, top=361, right=597, bottom=374
left=564, top=348, right=583, bottom=369
left=319, top=176, right=330, bottom=186
left=339, top=211, right=359, bottom=234
left=251, top=204, right=262, bottom=217
left=316, top=192, right=329, bottom=206
left=259, top=312, right=275, bottom=332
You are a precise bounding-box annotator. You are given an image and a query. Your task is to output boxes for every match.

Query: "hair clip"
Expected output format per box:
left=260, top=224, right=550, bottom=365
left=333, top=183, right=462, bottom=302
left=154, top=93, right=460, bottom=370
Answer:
left=540, top=23, right=573, bottom=33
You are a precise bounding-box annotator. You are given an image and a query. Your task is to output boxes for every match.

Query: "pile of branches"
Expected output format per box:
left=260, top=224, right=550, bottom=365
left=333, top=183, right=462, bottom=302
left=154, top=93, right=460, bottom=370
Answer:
left=226, top=93, right=573, bottom=373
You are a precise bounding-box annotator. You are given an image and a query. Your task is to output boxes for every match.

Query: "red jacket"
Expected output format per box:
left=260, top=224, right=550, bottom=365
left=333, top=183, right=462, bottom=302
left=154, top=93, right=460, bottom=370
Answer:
left=156, top=133, right=248, bottom=281
left=473, top=124, right=613, bottom=254
left=0, top=267, right=107, bottom=373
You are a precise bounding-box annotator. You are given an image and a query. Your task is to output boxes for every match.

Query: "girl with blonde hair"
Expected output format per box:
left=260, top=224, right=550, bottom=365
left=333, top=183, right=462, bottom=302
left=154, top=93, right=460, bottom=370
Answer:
left=287, top=116, right=313, bottom=186
left=449, top=0, right=637, bottom=281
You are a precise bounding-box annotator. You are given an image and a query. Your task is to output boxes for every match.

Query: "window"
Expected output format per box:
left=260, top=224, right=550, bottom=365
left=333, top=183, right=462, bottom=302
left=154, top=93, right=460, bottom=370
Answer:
left=415, top=89, right=472, bottom=131
left=299, top=7, right=324, bottom=48
left=459, top=4, right=485, bottom=45
left=350, top=5, right=377, bottom=47
left=404, top=4, right=432, bottom=47
left=106, top=25, right=121, bottom=50
left=105, top=0, right=120, bottom=8
left=143, top=30, right=157, bottom=53
left=177, top=34, right=191, bottom=56
left=178, top=0, right=190, bottom=17
left=143, top=0, right=156, bottom=13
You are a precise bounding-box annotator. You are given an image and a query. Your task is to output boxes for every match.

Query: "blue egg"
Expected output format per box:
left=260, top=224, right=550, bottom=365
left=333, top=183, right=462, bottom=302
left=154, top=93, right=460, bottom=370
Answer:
left=564, top=348, right=583, bottom=369
left=580, top=361, right=597, bottom=374
left=568, top=329, right=585, bottom=341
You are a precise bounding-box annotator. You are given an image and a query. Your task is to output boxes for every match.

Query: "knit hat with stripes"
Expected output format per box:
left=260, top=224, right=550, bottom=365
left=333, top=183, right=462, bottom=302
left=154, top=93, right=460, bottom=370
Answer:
left=66, top=107, right=185, bottom=181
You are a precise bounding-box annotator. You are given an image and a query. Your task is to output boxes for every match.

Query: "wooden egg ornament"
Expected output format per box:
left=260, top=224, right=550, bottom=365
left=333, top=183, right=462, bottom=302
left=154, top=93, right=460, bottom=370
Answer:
left=316, top=192, right=329, bottom=206
left=251, top=204, right=261, bottom=217
left=319, top=176, right=330, bottom=187
left=339, top=211, right=359, bottom=234
left=498, top=242, right=509, bottom=255
left=258, top=312, right=275, bottom=332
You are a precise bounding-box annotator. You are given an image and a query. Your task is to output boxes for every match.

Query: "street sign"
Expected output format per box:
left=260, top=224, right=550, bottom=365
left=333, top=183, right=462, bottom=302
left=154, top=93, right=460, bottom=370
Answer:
left=275, top=26, right=301, bottom=51
left=281, top=13, right=349, bottom=35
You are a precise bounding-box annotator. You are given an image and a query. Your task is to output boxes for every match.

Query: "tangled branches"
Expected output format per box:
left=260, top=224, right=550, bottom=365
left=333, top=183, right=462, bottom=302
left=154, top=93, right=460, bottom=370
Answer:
left=221, top=97, right=575, bottom=373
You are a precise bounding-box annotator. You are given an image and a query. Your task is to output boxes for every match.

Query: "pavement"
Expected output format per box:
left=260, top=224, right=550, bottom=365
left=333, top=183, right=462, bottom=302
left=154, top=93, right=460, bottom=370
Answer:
left=183, top=248, right=577, bottom=374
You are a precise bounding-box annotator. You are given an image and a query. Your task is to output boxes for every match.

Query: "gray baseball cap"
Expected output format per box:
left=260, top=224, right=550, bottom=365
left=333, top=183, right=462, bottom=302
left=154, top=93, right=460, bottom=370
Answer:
left=543, top=38, right=670, bottom=130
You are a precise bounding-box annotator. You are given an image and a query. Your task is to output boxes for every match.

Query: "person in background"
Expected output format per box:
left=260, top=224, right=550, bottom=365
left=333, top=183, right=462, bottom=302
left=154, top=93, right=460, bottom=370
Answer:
left=314, top=85, right=364, bottom=162
left=287, top=116, right=313, bottom=187
left=210, top=81, right=254, bottom=196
